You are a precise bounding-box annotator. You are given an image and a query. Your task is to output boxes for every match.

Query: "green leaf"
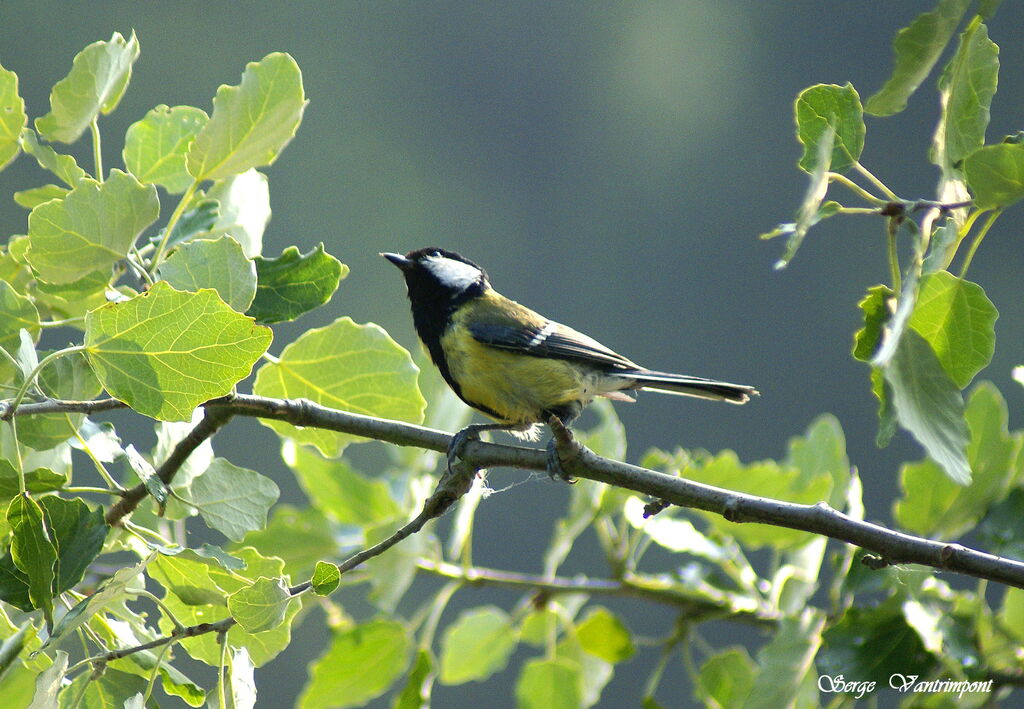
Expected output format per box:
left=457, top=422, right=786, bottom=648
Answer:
left=26, top=169, right=159, bottom=284
left=795, top=83, right=864, bottom=174
left=35, top=31, right=140, bottom=144
left=16, top=353, right=101, bottom=451
left=183, top=458, right=279, bottom=542
left=148, top=198, right=218, bottom=253
left=13, top=185, right=68, bottom=209
left=229, top=647, right=256, bottom=709
left=32, top=269, right=112, bottom=322
left=853, top=285, right=894, bottom=363
left=392, top=649, right=435, bottom=709
left=894, top=382, right=1021, bottom=537
left=999, top=587, right=1024, bottom=644
left=931, top=18, right=999, bottom=172
left=908, top=272, right=997, bottom=388
left=0, top=460, right=68, bottom=498
left=0, top=62, right=27, bottom=171
left=248, top=244, right=347, bottom=324
left=299, top=619, right=412, bottom=709
left=865, top=0, right=971, bottom=116
left=85, top=281, right=272, bottom=421
left=963, top=142, right=1024, bottom=209
left=622, top=496, right=725, bottom=560
left=576, top=607, right=634, bottom=664
left=819, top=600, right=936, bottom=682
left=227, top=576, right=290, bottom=633
left=29, top=650, right=67, bottom=709
left=7, top=494, right=56, bottom=613
left=682, top=451, right=832, bottom=549
left=254, top=317, right=425, bottom=456
left=311, top=561, right=340, bottom=596
left=283, top=440, right=400, bottom=526
left=696, top=648, right=756, bottom=708
left=555, top=635, right=612, bottom=708
left=775, top=128, right=833, bottom=269
left=236, top=505, right=335, bottom=580
left=156, top=547, right=299, bottom=667
left=883, top=329, right=970, bottom=484
left=59, top=668, right=149, bottom=709
left=203, top=170, right=270, bottom=257
left=745, top=610, right=824, bottom=709
left=439, top=606, right=518, bottom=685
left=157, top=236, right=257, bottom=312
left=39, top=495, right=107, bottom=596
left=19, top=129, right=86, bottom=187
left=977, top=488, right=1024, bottom=559
left=123, top=104, right=208, bottom=193
left=45, top=560, right=145, bottom=647
left=0, top=279, right=39, bottom=355
left=515, top=658, right=582, bottom=709
left=187, top=52, right=306, bottom=182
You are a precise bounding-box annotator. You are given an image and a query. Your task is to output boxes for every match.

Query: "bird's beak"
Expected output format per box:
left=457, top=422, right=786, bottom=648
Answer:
left=381, top=252, right=412, bottom=270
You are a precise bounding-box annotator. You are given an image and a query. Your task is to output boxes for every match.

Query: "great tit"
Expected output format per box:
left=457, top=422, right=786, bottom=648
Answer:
left=383, top=247, right=757, bottom=478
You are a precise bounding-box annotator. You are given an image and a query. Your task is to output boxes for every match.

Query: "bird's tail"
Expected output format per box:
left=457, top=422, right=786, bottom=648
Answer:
left=619, top=369, right=758, bottom=404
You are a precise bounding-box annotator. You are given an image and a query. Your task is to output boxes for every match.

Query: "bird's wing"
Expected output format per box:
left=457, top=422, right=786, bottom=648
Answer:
left=469, top=319, right=637, bottom=369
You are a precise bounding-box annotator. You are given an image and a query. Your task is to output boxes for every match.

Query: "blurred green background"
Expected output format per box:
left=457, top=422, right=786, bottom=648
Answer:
left=2, top=2, right=1023, bottom=706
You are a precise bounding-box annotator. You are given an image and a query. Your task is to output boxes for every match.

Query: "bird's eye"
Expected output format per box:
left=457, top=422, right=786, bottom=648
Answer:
left=430, top=250, right=441, bottom=257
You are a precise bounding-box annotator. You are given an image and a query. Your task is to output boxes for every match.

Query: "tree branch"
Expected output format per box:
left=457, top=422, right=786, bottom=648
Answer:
left=105, top=407, right=235, bottom=525
left=10, top=393, right=1024, bottom=589
left=415, top=558, right=777, bottom=626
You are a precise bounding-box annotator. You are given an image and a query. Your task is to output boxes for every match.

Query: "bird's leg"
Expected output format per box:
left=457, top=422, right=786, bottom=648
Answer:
left=447, top=423, right=516, bottom=473
left=546, top=414, right=582, bottom=483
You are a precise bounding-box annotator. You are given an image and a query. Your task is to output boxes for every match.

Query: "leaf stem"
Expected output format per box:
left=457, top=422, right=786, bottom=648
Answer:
left=150, top=180, right=198, bottom=272
left=959, top=209, right=1001, bottom=277
left=419, top=580, right=460, bottom=651
left=827, top=172, right=886, bottom=205
left=39, top=316, right=87, bottom=329
left=887, top=218, right=901, bottom=291
left=7, top=344, right=87, bottom=418
left=853, top=161, right=899, bottom=200
left=90, top=118, right=102, bottom=180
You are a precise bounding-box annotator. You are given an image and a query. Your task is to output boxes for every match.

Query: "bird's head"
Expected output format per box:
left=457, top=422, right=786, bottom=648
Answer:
left=382, top=248, right=489, bottom=302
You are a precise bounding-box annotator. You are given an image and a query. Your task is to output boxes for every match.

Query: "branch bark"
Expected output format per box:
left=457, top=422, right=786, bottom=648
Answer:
left=10, top=393, right=1024, bottom=589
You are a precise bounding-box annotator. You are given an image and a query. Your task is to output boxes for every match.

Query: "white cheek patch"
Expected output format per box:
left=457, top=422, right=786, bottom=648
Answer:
left=424, top=255, right=482, bottom=290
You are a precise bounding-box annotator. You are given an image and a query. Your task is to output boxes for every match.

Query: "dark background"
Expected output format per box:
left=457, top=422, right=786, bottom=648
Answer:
left=2, top=2, right=1022, bottom=706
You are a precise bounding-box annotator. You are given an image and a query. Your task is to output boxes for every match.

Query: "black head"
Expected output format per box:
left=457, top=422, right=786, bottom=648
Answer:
left=382, top=248, right=489, bottom=305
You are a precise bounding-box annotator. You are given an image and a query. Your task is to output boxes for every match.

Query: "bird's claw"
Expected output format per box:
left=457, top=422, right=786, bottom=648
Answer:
left=447, top=427, right=480, bottom=475
left=546, top=437, right=575, bottom=483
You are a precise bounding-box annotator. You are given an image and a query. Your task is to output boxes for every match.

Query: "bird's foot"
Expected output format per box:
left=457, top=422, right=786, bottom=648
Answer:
left=545, top=415, right=581, bottom=483
left=447, top=423, right=507, bottom=474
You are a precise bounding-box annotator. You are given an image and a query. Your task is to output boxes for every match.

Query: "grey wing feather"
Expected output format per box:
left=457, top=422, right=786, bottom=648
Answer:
left=468, top=322, right=636, bottom=369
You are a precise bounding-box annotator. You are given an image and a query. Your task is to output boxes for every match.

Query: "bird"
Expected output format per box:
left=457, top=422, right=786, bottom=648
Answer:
left=383, top=247, right=757, bottom=479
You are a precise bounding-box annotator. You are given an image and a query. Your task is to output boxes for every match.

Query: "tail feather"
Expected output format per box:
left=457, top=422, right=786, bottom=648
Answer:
left=618, top=369, right=758, bottom=404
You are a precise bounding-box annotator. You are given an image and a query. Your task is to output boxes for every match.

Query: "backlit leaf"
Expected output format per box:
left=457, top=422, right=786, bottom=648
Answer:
left=85, top=281, right=272, bottom=421
left=123, top=104, right=208, bottom=193
left=964, top=142, right=1024, bottom=209
left=26, top=169, right=158, bottom=284
left=157, top=236, right=257, bottom=312
left=254, top=317, right=424, bottom=456
left=299, top=620, right=412, bottom=709
left=183, top=458, right=279, bottom=541
left=865, top=0, right=971, bottom=116
left=440, top=606, right=518, bottom=684
left=795, top=83, right=864, bottom=174
left=0, top=62, right=27, bottom=171
left=35, top=31, right=139, bottom=144
left=908, top=271, right=997, bottom=388
left=187, top=53, right=306, bottom=182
